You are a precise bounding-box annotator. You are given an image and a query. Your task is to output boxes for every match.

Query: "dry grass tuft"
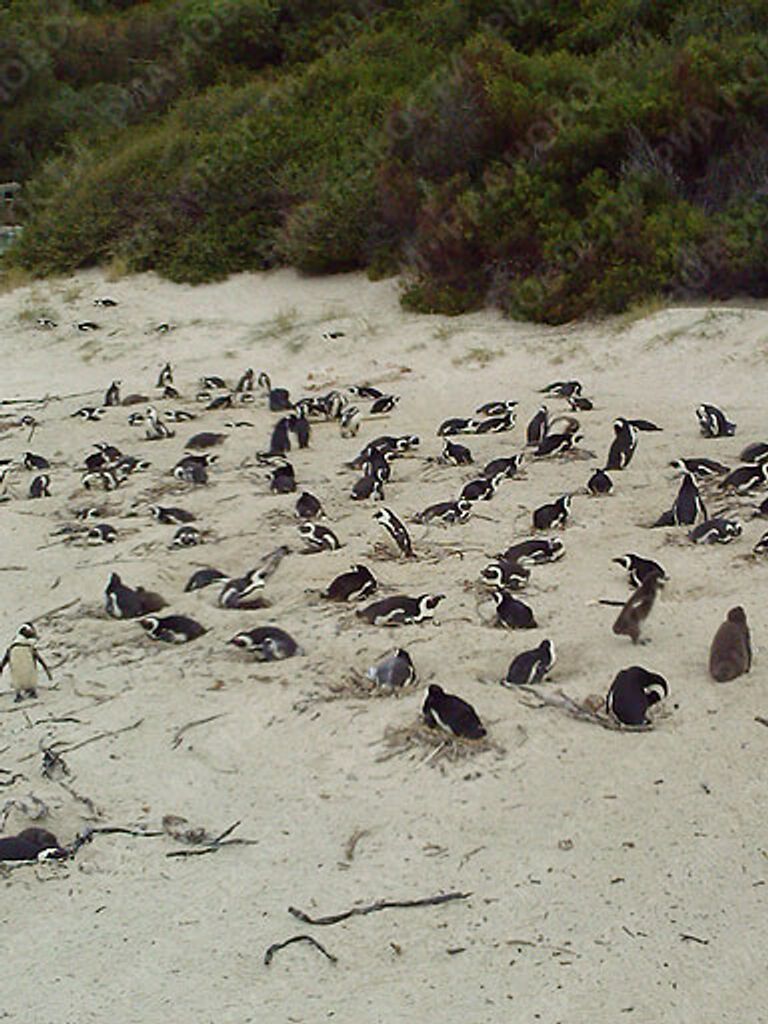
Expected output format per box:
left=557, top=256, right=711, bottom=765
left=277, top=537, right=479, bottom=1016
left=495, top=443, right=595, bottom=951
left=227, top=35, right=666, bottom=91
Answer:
left=378, top=719, right=506, bottom=766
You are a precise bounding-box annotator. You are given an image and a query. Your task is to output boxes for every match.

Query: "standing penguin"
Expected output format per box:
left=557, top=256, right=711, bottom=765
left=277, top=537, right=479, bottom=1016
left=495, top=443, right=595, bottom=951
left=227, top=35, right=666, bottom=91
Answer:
left=610, top=571, right=664, bottom=644
left=606, top=418, right=638, bottom=470
left=104, top=381, right=121, bottom=407
left=709, top=607, right=751, bottom=682
left=0, top=624, right=52, bottom=701
left=526, top=406, right=549, bottom=446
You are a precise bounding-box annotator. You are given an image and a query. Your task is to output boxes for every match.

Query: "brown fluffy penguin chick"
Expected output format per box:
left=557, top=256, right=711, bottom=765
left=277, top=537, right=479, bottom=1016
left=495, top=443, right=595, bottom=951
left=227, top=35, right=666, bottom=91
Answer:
left=612, top=570, right=664, bottom=644
left=709, top=606, right=752, bottom=682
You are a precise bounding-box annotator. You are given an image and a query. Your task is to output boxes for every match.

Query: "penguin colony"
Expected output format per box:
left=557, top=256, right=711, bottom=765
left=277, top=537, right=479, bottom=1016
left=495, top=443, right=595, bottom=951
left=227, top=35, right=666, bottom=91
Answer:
left=0, top=304, right=764, bottom=857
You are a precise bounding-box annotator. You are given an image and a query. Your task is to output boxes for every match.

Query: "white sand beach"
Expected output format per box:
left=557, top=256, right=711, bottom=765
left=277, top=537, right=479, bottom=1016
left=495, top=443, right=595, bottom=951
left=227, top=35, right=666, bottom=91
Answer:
left=0, top=268, right=766, bottom=1022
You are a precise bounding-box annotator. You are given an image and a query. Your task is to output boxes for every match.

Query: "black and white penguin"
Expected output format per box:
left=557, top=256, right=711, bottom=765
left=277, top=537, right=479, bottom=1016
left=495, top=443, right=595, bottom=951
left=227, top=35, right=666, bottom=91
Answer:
left=476, top=400, right=518, bottom=417
left=440, top=439, right=473, bottom=465
left=105, top=573, right=165, bottom=618
left=36, top=318, right=57, bottom=330
left=104, top=381, right=121, bottom=407
left=533, top=431, right=581, bottom=458
left=173, top=462, right=208, bottom=485
left=184, top=567, right=228, bottom=593
left=29, top=474, right=50, bottom=498
left=349, top=385, right=383, bottom=400
left=200, top=375, right=228, bottom=390
left=72, top=406, right=105, bottom=421
left=413, top=499, right=472, bottom=525
left=154, top=323, right=175, bottom=333
left=461, top=473, right=504, bottom=503
left=370, top=394, right=399, bottom=415
left=288, top=413, right=311, bottom=449
left=480, top=559, right=530, bottom=590
left=0, top=623, right=52, bottom=701
left=367, top=648, right=416, bottom=688
left=740, top=441, right=768, bottom=464
left=229, top=626, right=301, bottom=661
left=258, top=372, right=293, bottom=412
left=753, top=531, right=768, bottom=556
left=357, top=593, right=444, bottom=626
left=688, top=518, right=742, bottom=544
left=22, top=452, right=50, bottom=471
left=322, top=564, right=377, bottom=602
left=0, top=827, right=65, bottom=862
left=157, top=363, right=174, bottom=389
left=298, top=521, right=341, bottom=552
left=422, top=684, right=486, bottom=739
left=719, top=463, right=768, bottom=493
left=670, top=457, right=729, bottom=478
left=540, top=380, right=582, bottom=398
left=362, top=447, right=395, bottom=483
left=351, top=474, right=385, bottom=501
left=482, top=454, right=523, bottom=479
left=491, top=590, right=537, bottom=629
left=139, top=615, right=206, bottom=643
left=568, top=394, right=593, bottom=412
left=373, top=508, right=414, bottom=558
left=340, top=406, right=361, bottom=438
left=528, top=403, right=548, bottom=444
left=697, top=403, right=736, bottom=438
left=235, top=368, right=255, bottom=393
left=502, top=639, right=556, bottom=686
left=295, top=491, right=323, bottom=519
left=172, top=525, right=202, bottom=548
left=607, top=666, right=668, bottom=726
left=532, top=494, right=571, bottom=530
left=74, top=321, right=100, bottom=332
left=438, top=417, right=479, bottom=436
left=269, top=462, right=296, bottom=494
left=752, top=496, right=768, bottom=519
left=206, top=393, right=233, bottom=411
left=145, top=407, right=174, bottom=441
left=475, top=410, right=516, bottom=434
left=93, top=297, right=118, bottom=307
left=587, top=468, right=613, bottom=496
left=218, top=572, right=268, bottom=610
left=612, top=554, right=668, bottom=588
left=186, top=432, right=226, bottom=450
left=669, top=471, right=706, bottom=526
left=87, top=523, right=117, bottom=545
left=150, top=505, right=196, bottom=525
left=499, top=537, right=564, bottom=565
left=605, top=418, right=638, bottom=471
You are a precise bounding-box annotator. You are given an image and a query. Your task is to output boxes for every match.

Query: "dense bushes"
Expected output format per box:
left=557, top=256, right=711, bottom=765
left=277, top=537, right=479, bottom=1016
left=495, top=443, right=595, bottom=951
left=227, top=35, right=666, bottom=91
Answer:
left=5, top=0, right=768, bottom=321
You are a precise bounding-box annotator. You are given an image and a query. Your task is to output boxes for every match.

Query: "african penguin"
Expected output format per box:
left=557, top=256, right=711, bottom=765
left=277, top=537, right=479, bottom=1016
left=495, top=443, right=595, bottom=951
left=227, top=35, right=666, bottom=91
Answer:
left=502, top=639, right=556, bottom=687
left=422, top=684, right=486, bottom=740
left=139, top=615, right=206, bottom=643
left=150, top=506, right=195, bottom=525
left=367, top=648, right=416, bottom=689
left=697, top=403, right=736, bottom=438
left=480, top=559, right=530, bottom=590
left=229, top=626, right=301, bottom=661
left=438, top=417, right=479, bottom=436
left=532, top=494, right=571, bottom=530
left=322, top=564, right=377, bottom=602
left=605, top=418, right=638, bottom=471
left=373, top=508, right=414, bottom=558
left=491, top=591, right=537, bottom=629
left=688, top=518, right=742, bottom=544
left=0, top=624, right=52, bottom=700
left=184, top=568, right=228, bottom=593
left=525, top=406, right=548, bottom=446
left=587, top=468, right=613, bottom=495
left=606, top=667, right=668, bottom=726
left=611, top=571, right=664, bottom=644
left=612, top=554, right=667, bottom=588
left=357, top=594, right=444, bottom=626
left=709, top=607, right=751, bottom=682
left=499, top=537, right=564, bottom=566
left=441, top=439, right=473, bottom=465
left=0, top=827, right=65, bottom=862
left=298, top=522, right=341, bottom=552
left=295, top=491, right=323, bottom=519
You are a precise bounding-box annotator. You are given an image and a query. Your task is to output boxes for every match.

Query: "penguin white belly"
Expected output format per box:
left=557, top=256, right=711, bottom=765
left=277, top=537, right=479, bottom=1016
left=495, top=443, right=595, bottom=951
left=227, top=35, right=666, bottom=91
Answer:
left=9, top=646, right=37, bottom=690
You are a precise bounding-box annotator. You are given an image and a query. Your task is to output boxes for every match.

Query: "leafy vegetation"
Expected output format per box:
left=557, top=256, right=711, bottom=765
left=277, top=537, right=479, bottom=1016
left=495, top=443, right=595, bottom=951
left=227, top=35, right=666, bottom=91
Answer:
left=3, top=0, right=768, bottom=321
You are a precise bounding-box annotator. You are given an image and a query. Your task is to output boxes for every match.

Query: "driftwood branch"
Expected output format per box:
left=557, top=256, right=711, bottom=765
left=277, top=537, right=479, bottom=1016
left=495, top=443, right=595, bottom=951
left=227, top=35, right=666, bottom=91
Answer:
left=264, top=935, right=338, bottom=966
left=54, top=718, right=144, bottom=755
left=516, top=687, right=651, bottom=732
left=171, top=713, right=226, bottom=749
left=165, top=820, right=258, bottom=858
left=288, top=890, right=471, bottom=926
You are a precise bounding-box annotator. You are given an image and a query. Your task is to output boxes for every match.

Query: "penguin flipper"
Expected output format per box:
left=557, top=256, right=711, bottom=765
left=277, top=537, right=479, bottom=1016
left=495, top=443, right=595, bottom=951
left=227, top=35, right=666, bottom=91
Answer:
left=35, top=652, right=53, bottom=680
left=0, top=650, right=7, bottom=674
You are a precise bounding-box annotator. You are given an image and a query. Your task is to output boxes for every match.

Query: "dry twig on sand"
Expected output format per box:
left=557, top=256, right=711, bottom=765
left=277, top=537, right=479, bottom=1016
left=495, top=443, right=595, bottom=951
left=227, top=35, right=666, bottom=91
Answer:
left=264, top=935, right=338, bottom=966
left=515, top=686, right=652, bottom=731
left=377, top=720, right=505, bottom=765
left=288, top=891, right=471, bottom=926
left=171, top=713, right=227, bottom=749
